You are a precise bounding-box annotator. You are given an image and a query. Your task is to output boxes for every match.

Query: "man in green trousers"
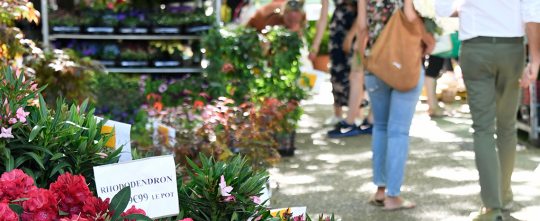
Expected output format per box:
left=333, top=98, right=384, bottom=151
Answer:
left=436, top=0, right=540, bottom=220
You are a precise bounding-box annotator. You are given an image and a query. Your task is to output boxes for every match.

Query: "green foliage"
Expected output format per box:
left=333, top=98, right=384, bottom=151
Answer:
left=202, top=26, right=264, bottom=102
left=93, top=73, right=151, bottom=150
left=178, top=154, right=269, bottom=221
left=49, top=11, right=79, bottom=26
left=0, top=68, right=120, bottom=189
left=305, top=19, right=330, bottom=55
left=120, top=49, right=149, bottom=61
left=259, top=26, right=306, bottom=102
left=32, top=48, right=104, bottom=106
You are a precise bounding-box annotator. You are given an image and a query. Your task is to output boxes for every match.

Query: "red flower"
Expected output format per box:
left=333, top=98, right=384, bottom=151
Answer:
left=0, top=203, right=19, bottom=221
left=179, top=218, right=194, bottom=221
left=121, top=205, right=146, bottom=221
left=21, top=188, right=59, bottom=221
left=82, top=196, right=110, bottom=220
left=221, top=63, right=234, bottom=73
left=49, top=173, right=93, bottom=216
left=59, top=214, right=91, bottom=221
left=193, top=100, right=204, bottom=109
left=0, top=169, right=37, bottom=202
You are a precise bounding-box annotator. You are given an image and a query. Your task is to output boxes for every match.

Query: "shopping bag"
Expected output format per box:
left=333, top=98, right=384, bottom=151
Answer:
left=364, top=9, right=425, bottom=92
left=431, top=34, right=452, bottom=55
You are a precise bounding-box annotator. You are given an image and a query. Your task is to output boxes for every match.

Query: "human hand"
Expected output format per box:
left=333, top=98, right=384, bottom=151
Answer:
left=422, top=33, right=436, bottom=56
left=308, top=51, right=318, bottom=62
left=520, top=64, right=534, bottom=88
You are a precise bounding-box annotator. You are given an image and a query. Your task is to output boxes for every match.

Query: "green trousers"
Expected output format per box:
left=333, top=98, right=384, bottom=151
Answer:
left=460, top=37, right=525, bottom=209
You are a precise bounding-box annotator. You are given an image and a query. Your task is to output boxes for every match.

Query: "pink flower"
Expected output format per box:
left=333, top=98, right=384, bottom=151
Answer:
left=16, top=107, right=29, bottom=123
left=223, top=195, right=236, bottom=202
left=221, top=63, right=234, bottom=73
left=179, top=218, right=194, bottom=221
left=0, top=127, right=14, bottom=139
left=0, top=203, right=19, bottom=221
left=8, top=118, right=17, bottom=124
left=219, top=175, right=233, bottom=197
left=250, top=196, right=261, bottom=204
left=30, top=84, right=38, bottom=91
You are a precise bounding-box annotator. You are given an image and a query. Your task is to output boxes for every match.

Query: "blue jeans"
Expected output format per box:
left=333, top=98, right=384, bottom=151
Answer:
left=365, top=71, right=424, bottom=196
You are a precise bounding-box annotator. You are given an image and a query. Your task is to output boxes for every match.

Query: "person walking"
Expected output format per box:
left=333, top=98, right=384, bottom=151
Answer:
left=436, top=0, right=538, bottom=220
left=357, top=0, right=433, bottom=210
left=309, top=0, right=373, bottom=138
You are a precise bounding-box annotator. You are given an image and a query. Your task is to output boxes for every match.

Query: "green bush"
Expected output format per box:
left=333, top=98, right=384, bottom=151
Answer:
left=0, top=67, right=120, bottom=189
left=178, top=154, right=269, bottom=221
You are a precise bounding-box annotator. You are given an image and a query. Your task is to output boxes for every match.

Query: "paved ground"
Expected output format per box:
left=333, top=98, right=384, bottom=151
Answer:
left=268, top=75, right=540, bottom=221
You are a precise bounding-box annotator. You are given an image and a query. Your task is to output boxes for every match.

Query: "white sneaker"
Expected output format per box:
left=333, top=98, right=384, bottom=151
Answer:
left=324, top=116, right=343, bottom=126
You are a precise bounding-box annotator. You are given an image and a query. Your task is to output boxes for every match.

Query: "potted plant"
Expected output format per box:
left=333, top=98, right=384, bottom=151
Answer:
left=149, top=41, right=184, bottom=67
left=182, top=11, right=214, bottom=34
left=82, top=9, right=118, bottom=34
left=119, top=48, right=149, bottom=67
left=98, top=44, right=119, bottom=66
left=118, top=10, right=149, bottom=34
left=305, top=20, right=330, bottom=72
left=151, top=13, right=183, bottom=34
left=49, top=11, right=80, bottom=33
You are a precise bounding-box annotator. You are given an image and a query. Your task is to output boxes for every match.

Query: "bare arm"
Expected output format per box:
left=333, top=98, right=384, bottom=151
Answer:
left=309, top=0, right=329, bottom=59
left=520, top=22, right=540, bottom=87
left=403, top=0, right=420, bottom=22
left=527, top=22, right=540, bottom=80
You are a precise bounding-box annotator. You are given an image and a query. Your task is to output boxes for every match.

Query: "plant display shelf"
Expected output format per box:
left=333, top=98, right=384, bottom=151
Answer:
left=49, top=34, right=202, bottom=41
left=106, top=67, right=203, bottom=73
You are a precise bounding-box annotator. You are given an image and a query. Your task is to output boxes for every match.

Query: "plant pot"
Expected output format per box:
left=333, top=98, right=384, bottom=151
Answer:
left=51, top=26, right=81, bottom=33
left=153, top=60, right=181, bottom=67
left=118, top=26, right=148, bottom=34
left=85, top=26, right=115, bottom=34
left=120, top=60, right=148, bottom=67
left=184, top=24, right=211, bottom=34
left=312, top=54, right=330, bottom=72
left=97, top=60, right=116, bottom=67
left=152, top=26, right=181, bottom=34
left=275, top=131, right=296, bottom=157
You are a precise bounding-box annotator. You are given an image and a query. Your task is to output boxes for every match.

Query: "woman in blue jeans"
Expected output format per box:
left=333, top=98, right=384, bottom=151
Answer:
left=356, top=0, right=433, bottom=210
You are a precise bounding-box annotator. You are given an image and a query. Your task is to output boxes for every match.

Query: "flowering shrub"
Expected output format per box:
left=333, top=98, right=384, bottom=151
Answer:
left=178, top=154, right=269, bottom=220
left=0, top=169, right=151, bottom=221
left=0, top=67, right=119, bottom=189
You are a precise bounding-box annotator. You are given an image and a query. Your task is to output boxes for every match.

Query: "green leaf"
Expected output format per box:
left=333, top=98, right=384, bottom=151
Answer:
left=24, top=152, right=45, bottom=169
left=49, top=161, right=70, bottom=177
left=38, top=94, right=48, bottom=118
left=9, top=204, right=23, bottom=214
left=122, top=214, right=153, bottom=221
left=29, top=125, right=44, bottom=142
left=109, top=186, right=131, bottom=221
left=50, top=153, right=64, bottom=161
left=3, top=148, right=14, bottom=171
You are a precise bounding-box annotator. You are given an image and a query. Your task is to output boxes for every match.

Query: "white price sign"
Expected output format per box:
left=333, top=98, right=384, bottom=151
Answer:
left=93, top=155, right=179, bottom=218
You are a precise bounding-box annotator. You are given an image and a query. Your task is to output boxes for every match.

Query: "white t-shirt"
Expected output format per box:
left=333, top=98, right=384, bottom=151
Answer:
left=435, top=0, right=537, bottom=40
left=523, top=0, right=540, bottom=23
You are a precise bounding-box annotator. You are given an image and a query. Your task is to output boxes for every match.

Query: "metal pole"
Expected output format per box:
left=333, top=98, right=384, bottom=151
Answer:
left=530, top=82, right=538, bottom=141
left=215, top=0, right=221, bottom=25
left=41, top=0, right=49, bottom=48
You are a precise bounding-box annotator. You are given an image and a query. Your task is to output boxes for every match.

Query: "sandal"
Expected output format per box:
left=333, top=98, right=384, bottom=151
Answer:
left=382, top=199, right=416, bottom=211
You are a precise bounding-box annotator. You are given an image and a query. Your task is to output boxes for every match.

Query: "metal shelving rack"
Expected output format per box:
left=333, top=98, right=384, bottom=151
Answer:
left=518, top=82, right=540, bottom=144
left=40, top=0, right=220, bottom=74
